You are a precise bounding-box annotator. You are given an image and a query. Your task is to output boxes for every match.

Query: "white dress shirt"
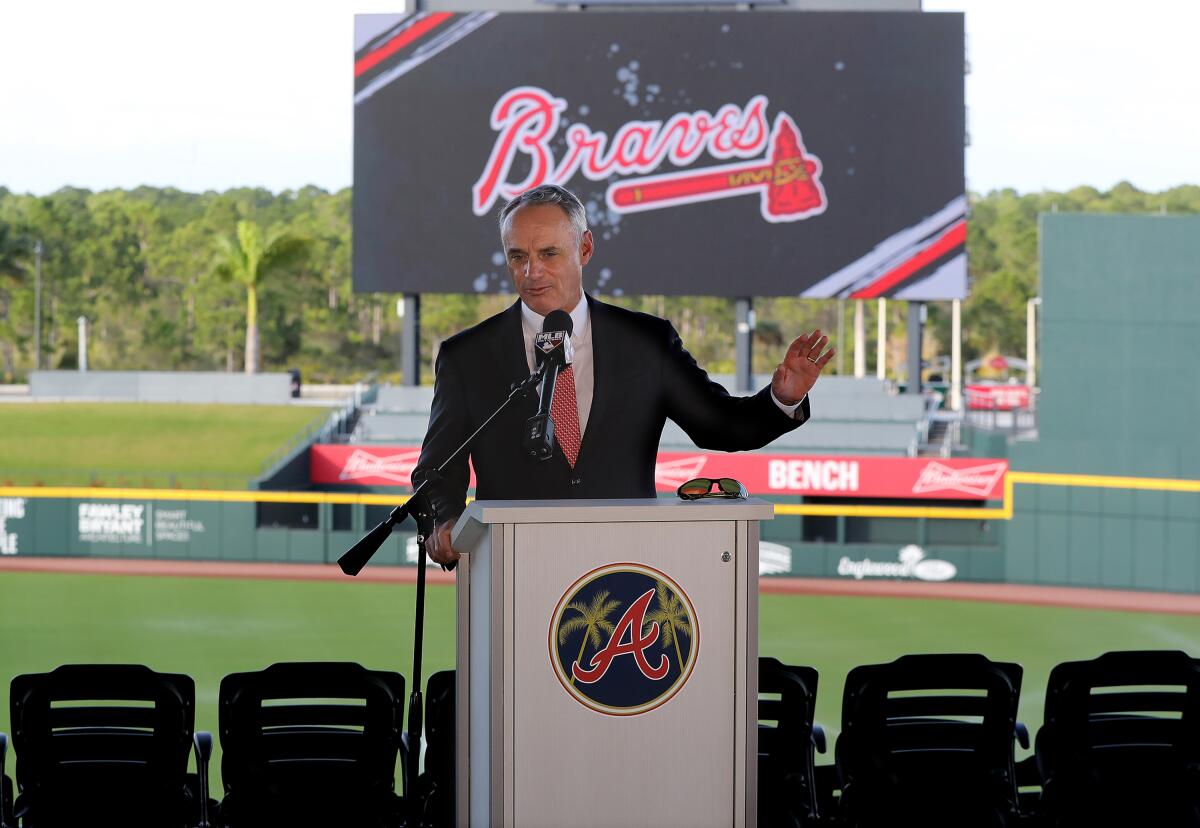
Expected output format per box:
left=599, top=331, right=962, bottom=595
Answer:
left=519, top=298, right=804, bottom=441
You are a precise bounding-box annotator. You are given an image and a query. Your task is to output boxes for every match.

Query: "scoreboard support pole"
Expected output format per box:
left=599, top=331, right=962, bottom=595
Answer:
left=401, top=293, right=421, bottom=387
left=736, top=297, right=754, bottom=393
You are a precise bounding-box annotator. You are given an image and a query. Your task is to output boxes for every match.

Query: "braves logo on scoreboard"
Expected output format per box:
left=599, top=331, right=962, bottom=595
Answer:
left=549, top=562, right=699, bottom=716
left=473, top=86, right=826, bottom=224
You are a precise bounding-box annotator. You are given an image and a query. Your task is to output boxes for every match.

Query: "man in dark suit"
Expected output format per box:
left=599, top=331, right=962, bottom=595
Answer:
left=416, top=185, right=834, bottom=567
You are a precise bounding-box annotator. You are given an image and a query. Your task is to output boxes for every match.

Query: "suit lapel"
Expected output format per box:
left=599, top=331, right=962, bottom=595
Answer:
left=494, top=300, right=530, bottom=387
left=577, top=295, right=615, bottom=466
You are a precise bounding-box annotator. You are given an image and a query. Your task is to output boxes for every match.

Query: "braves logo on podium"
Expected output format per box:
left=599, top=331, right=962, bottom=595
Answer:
left=549, top=562, right=699, bottom=716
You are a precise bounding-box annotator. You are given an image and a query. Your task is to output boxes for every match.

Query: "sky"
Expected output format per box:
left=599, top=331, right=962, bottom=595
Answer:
left=0, top=0, right=1196, bottom=196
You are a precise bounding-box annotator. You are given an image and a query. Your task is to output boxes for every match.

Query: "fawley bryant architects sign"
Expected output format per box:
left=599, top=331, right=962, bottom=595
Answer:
left=354, top=12, right=965, bottom=300
left=78, top=502, right=145, bottom=544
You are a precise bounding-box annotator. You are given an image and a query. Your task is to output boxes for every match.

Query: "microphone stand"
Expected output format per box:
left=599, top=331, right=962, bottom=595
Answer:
left=337, top=361, right=548, bottom=827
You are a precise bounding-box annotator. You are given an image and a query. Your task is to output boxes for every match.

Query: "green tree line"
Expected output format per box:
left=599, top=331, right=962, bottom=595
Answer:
left=1, top=182, right=1196, bottom=384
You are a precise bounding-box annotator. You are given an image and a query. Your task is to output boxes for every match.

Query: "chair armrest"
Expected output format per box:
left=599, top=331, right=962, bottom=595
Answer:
left=399, top=731, right=410, bottom=798
left=1015, top=721, right=1030, bottom=750
left=193, top=731, right=213, bottom=828
left=811, top=724, right=827, bottom=754
left=0, top=732, right=9, bottom=828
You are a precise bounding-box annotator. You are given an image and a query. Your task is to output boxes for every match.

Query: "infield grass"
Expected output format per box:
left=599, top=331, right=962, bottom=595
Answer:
left=1, top=570, right=1198, bottom=792
left=0, top=403, right=325, bottom=487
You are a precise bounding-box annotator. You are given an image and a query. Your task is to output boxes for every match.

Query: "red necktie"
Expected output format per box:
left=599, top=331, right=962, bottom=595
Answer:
left=550, top=365, right=582, bottom=468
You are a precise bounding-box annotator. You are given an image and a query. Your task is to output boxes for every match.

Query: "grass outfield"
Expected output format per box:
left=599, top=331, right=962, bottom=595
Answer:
left=1, top=570, right=1198, bottom=791
left=0, top=403, right=325, bottom=487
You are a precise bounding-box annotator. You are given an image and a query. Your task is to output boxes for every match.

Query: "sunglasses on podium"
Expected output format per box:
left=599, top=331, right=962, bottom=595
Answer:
left=676, top=477, right=748, bottom=501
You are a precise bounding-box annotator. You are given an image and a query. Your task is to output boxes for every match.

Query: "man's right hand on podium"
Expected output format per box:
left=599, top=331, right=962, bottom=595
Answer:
left=427, top=518, right=460, bottom=568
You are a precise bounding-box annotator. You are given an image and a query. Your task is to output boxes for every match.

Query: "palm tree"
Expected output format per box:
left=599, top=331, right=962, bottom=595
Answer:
left=645, top=579, right=693, bottom=676
left=557, top=590, right=621, bottom=686
left=210, top=220, right=310, bottom=373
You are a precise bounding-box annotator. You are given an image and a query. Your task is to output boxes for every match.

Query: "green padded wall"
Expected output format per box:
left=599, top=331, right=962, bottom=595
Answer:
left=1005, top=214, right=1200, bottom=591
left=1030, top=213, right=1200, bottom=477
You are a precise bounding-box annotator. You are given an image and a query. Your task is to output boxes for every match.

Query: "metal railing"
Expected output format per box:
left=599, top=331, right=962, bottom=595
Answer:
left=962, top=387, right=1039, bottom=434
left=255, top=379, right=378, bottom=480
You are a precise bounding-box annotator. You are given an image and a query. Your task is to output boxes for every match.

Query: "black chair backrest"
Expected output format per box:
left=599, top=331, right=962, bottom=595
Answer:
left=218, top=661, right=405, bottom=827
left=1, top=731, right=15, bottom=828
left=9, top=663, right=196, bottom=827
left=1037, top=649, right=1200, bottom=827
left=836, top=653, right=1023, bottom=828
left=419, top=669, right=456, bottom=826
left=758, top=657, right=820, bottom=827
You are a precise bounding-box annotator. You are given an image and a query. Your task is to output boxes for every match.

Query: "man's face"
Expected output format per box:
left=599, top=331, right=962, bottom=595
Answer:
left=501, top=204, right=593, bottom=316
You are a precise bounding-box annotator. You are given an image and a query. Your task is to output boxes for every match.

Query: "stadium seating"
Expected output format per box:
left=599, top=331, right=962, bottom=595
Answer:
left=834, top=653, right=1024, bottom=828
left=358, top=376, right=928, bottom=456
left=217, top=661, right=407, bottom=828
left=7, top=664, right=212, bottom=828
left=1035, top=650, right=1200, bottom=827
left=757, top=658, right=825, bottom=827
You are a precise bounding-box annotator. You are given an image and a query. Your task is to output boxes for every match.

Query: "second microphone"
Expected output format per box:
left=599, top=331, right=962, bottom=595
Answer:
left=523, top=309, right=574, bottom=461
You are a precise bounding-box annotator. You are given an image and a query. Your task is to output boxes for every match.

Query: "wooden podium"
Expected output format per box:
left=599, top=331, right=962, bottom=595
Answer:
left=450, top=498, right=774, bottom=827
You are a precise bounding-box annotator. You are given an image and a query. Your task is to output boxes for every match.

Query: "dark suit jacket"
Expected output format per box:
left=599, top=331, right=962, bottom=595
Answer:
left=412, top=295, right=810, bottom=522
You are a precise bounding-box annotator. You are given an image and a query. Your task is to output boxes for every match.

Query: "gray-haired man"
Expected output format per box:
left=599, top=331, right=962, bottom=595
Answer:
left=414, top=184, right=834, bottom=567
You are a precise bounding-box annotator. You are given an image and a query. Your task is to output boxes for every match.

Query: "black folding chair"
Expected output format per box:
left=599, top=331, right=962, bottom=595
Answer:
left=1036, top=649, right=1200, bottom=827
left=416, top=669, right=456, bottom=827
left=1, top=731, right=13, bottom=828
left=8, top=663, right=212, bottom=828
left=757, top=657, right=825, bottom=828
left=218, top=661, right=406, bottom=828
left=835, top=653, right=1024, bottom=828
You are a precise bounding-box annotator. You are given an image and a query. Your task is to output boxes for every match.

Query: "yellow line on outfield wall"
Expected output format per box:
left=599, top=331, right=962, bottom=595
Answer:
left=1007, top=471, right=1200, bottom=493
left=770, top=503, right=1011, bottom=520
left=1, top=469, right=1196, bottom=521
left=2, top=485, right=1009, bottom=521
left=773, top=470, right=1199, bottom=520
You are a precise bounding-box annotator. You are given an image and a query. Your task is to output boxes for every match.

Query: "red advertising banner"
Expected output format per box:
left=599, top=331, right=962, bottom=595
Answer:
left=965, top=384, right=1031, bottom=411
left=311, top=445, right=1007, bottom=501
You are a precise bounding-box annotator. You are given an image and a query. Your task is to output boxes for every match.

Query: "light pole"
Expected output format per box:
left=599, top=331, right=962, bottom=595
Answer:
left=33, top=239, right=43, bottom=372
left=1026, top=296, right=1041, bottom=388
left=836, top=297, right=845, bottom=376
left=951, top=298, right=962, bottom=411
left=78, top=316, right=89, bottom=372
left=876, top=297, right=887, bottom=380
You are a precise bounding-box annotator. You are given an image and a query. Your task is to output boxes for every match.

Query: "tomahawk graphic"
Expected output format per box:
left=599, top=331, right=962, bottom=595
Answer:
left=606, top=113, right=826, bottom=223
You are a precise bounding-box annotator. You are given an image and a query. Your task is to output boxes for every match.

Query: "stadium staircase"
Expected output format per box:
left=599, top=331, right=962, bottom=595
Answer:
left=254, top=381, right=378, bottom=489
left=918, top=410, right=962, bottom=458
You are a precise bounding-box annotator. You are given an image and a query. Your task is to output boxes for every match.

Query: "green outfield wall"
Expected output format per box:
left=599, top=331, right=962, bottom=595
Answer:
left=0, top=491, right=414, bottom=567
left=1, top=471, right=1197, bottom=591
left=997, top=214, right=1200, bottom=592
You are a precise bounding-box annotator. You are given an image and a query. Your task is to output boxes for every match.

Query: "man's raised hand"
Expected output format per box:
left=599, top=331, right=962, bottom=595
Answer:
left=772, top=328, right=835, bottom=406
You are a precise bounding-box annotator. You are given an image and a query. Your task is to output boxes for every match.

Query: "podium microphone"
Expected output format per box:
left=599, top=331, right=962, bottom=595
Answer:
left=523, top=309, right=574, bottom=460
